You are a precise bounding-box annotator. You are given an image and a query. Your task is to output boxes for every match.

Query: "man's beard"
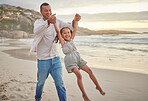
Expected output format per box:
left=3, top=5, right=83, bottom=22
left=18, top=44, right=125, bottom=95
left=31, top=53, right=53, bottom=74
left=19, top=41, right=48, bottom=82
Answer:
left=43, top=15, right=48, bottom=20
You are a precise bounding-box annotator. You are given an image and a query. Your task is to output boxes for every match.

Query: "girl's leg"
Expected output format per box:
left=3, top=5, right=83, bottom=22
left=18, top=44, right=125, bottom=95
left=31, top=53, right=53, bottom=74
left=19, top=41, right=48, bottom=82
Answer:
left=72, top=68, right=90, bottom=101
left=81, top=65, right=105, bottom=96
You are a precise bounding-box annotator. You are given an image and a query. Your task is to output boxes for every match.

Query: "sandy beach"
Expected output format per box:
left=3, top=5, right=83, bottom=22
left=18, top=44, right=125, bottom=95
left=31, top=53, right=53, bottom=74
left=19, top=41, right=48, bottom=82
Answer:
left=0, top=39, right=148, bottom=101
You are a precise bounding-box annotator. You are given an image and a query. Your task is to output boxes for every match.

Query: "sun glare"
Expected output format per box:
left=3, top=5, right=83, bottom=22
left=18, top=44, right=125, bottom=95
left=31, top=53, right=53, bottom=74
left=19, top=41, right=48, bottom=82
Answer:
left=79, top=20, right=148, bottom=31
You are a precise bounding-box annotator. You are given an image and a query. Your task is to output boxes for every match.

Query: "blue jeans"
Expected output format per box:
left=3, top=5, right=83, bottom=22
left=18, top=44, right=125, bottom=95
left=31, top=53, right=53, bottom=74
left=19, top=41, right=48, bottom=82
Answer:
left=35, top=56, right=66, bottom=101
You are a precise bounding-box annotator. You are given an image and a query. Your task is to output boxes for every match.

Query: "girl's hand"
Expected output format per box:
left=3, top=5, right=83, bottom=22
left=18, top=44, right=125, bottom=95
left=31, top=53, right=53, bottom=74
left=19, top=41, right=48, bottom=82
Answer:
left=74, top=13, right=81, bottom=21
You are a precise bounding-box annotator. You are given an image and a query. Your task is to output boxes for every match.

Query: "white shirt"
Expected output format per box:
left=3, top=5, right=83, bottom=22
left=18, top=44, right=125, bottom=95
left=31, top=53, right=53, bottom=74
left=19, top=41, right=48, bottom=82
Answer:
left=29, top=18, right=73, bottom=60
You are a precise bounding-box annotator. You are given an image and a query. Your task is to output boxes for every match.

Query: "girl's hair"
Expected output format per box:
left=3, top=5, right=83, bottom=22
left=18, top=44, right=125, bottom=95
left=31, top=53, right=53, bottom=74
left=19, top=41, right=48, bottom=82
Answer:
left=56, top=27, right=72, bottom=43
left=60, top=27, right=72, bottom=35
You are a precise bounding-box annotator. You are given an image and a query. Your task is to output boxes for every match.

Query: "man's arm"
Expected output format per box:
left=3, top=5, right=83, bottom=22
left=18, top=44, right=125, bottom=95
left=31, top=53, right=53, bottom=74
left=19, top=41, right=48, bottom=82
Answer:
left=33, top=20, right=49, bottom=35
left=34, top=14, right=56, bottom=35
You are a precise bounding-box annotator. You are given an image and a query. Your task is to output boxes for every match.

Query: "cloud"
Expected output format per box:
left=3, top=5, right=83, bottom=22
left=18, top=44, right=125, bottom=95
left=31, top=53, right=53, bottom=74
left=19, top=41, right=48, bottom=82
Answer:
left=0, top=0, right=148, bottom=11
left=57, top=11, right=148, bottom=22
left=50, top=0, right=148, bottom=8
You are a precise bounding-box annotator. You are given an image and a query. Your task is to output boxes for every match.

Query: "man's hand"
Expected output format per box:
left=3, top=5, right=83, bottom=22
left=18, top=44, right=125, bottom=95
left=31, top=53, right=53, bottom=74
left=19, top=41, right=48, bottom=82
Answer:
left=74, top=13, right=81, bottom=22
left=47, top=14, right=56, bottom=25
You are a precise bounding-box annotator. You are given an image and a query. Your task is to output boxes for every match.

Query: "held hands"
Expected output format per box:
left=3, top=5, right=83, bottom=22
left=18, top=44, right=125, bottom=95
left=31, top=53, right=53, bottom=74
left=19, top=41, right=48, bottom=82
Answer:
left=47, top=14, right=56, bottom=24
left=74, top=13, right=81, bottom=22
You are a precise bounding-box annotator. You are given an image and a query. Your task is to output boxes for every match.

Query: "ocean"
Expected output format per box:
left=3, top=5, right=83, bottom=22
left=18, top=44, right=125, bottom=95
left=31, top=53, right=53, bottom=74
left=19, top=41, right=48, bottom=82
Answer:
left=20, top=34, right=148, bottom=74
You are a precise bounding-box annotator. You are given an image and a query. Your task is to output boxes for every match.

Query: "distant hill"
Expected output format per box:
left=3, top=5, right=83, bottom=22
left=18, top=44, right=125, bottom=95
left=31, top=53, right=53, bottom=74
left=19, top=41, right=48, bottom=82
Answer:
left=77, top=27, right=140, bottom=35
left=0, top=4, right=41, bottom=33
left=0, top=4, right=141, bottom=38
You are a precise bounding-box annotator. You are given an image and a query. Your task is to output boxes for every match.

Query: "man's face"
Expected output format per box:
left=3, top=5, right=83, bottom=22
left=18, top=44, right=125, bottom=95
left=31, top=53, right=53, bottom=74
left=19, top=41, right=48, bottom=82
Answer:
left=40, top=5, right=52, bottom=20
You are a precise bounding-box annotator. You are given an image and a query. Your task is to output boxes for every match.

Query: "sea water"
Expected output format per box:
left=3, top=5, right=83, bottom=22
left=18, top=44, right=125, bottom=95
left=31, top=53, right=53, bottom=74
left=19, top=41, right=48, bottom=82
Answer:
left=19, top=34, right=148, bottom=74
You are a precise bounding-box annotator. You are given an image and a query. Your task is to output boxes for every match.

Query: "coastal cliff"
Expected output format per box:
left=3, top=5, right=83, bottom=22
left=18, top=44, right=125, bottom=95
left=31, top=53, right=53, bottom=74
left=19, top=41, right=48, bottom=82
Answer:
left=0, top=4, right=141, bottom=39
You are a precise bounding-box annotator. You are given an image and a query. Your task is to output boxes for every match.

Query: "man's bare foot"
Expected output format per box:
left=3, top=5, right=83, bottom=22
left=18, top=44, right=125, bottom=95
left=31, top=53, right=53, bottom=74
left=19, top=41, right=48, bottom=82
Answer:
left=96, top=87, right=106, bottom=96
left=82, top=94, right=91, bottom=101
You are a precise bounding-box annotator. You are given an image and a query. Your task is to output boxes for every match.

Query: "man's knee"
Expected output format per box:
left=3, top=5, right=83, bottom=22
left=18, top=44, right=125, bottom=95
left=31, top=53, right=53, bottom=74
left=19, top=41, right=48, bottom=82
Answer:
left=54, top=77, right=64, bottom=86
left=55, top=83, right=66, bottom=93
left=37, top=79, right=46, bottom=87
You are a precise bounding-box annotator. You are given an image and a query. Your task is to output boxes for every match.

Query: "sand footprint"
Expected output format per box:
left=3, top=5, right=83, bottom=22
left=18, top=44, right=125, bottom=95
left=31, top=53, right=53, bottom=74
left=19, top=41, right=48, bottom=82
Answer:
left=0, top=94, right=9, bottom=100
left=0, top=83, right=9, bottom=93
left=0, top=85, right=6, bottom=93
left=9, top=95, right=16, bottom=99
left=9, top=86, right=22, bottom=92
left=16, top=88, right=21, bottom=91
left=30, top=86, right=34, bottom=90
left=26, top=81, right=36, bottom=84
left=16, top=93, right=28, bottom=99
left=10, top=79, right=19, bottom=82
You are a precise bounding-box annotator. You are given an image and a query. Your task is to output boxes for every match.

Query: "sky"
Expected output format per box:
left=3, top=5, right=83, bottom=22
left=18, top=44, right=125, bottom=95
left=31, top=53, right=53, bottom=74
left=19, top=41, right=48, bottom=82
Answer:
left=0, top=0, right=148, bottom=32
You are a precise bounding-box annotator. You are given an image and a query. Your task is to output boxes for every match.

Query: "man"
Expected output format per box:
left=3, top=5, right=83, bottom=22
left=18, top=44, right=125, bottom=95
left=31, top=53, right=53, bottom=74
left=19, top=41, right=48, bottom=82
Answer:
left=29, top=2, right=81, bottom=101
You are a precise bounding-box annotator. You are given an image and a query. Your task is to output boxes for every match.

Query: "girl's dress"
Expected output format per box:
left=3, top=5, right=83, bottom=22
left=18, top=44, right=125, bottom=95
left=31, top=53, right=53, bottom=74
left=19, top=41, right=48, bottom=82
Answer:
left=62, top=40, right=87, bottom=73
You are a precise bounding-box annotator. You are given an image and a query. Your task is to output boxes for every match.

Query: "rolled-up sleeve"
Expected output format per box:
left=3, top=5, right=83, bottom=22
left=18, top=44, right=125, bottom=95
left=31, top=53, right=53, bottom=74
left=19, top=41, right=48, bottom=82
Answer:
left=33, top=19, right=49, bottom=35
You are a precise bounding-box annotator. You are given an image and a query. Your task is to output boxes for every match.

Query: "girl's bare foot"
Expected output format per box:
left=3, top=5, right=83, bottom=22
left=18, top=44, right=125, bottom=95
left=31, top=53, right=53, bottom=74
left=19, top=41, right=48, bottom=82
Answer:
left=100, top=90, right=105, bottom=96
left=82, top=94, right=91, bottom=101
left=96, top=87, right=106, bottom=96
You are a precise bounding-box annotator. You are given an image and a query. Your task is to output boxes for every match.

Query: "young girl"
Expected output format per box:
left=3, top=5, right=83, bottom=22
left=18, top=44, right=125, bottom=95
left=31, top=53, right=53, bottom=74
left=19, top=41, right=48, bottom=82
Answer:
left=54, top=14, right=105, bottom=101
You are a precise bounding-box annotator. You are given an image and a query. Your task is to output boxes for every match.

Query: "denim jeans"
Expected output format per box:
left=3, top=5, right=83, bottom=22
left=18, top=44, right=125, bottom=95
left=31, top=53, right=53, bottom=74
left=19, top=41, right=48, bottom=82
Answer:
left=35, top=56, right=66, bottom=101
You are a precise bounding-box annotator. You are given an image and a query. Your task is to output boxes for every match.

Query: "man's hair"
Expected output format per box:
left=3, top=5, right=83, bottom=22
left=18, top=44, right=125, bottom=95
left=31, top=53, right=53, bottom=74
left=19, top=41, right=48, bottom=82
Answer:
left=40, top=2, right=49, bottom=11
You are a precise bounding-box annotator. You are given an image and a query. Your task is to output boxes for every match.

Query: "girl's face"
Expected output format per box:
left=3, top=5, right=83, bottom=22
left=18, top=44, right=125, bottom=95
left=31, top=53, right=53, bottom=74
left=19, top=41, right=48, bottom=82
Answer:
left=61, top=28, right=72, bottom=41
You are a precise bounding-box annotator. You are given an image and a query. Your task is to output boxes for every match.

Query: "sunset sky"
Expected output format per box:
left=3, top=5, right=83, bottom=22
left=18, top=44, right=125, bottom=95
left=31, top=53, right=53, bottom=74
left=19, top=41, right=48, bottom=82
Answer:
left=1, top=0, right=148, bottom=32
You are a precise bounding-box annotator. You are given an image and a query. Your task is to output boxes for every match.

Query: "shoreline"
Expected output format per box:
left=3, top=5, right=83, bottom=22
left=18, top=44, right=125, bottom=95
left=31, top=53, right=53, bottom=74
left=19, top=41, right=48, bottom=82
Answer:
left=2, top=46, right=148, bottom=75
